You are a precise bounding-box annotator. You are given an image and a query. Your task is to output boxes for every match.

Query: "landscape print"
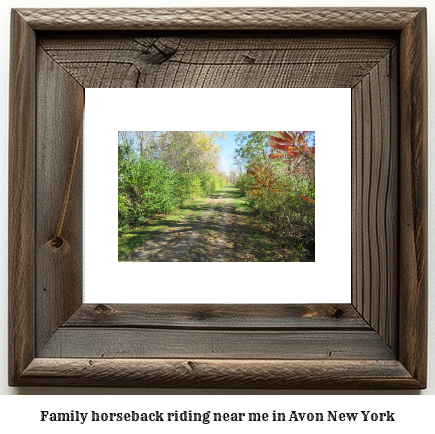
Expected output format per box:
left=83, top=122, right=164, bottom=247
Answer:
left=118, top=131, right=315, bottom=262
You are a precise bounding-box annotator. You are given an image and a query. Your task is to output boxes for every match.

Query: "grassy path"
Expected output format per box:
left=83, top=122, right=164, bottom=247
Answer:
left=119, top=184, right=307, bottom=262
left=125, top=186, right=231, bottom=262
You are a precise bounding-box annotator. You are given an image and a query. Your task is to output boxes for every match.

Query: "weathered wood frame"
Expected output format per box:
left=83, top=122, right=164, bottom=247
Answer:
left=9, top=8, right=427, bottom=388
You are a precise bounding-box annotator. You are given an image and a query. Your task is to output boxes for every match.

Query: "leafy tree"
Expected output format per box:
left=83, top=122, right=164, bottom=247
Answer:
left=135, top=131, right=157, bottom=158
left=229, top=170, right=237, bottom=183
left=118, top=131, right=227, bottom=232
left=234, top=131, right=276, bottom=169
left=269, top=131, right=315, bottom=202
left=235, top=131, right=315, bottom=260
left=143, top=131, right=225, bottom=175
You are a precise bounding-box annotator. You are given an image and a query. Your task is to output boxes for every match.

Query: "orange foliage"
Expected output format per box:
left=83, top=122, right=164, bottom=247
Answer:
left=246, top=164, right=280, bottom=198
left=269, top=131, right=315, bottom=162
left=300, top=195, right=315, bottom=204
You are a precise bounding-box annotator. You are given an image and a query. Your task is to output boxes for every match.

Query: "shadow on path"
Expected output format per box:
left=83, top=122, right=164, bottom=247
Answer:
left=126, top=185, right=251, bottom=262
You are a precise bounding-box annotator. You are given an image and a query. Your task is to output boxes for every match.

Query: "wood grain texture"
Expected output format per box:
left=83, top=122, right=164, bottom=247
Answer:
left=351, top=50, right=398, bottom=351
left=65, top=304, right=369, bottom=330
left=35, top=48, right=84, bottom=353
left=39, top=328, right=395, bottom=360
left=382, top=47, right=399, bottom=349
left=16, top=8, right=421, bottom=31
left=17, top=358, right=420, bottom=389
left=8, top=7, right=427, bottom=389
left=39, top=33, right=396, bottom=88
left=398, top=8, right=428, bottom=386
left=8, top=10, right=36, bottom=386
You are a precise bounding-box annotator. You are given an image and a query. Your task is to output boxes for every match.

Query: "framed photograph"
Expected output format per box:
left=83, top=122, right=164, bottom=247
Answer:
left=9, top=8, right=427, bottom=388
left=86, top=88, right=349, bottom=304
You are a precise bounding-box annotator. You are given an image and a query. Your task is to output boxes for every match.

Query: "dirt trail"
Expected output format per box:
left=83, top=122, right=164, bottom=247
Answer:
left=126, top=185, right=252, bottom=262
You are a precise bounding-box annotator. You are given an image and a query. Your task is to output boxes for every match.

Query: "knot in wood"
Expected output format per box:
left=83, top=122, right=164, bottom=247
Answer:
left=243, top=53, right=256, bottom=64
left=45, top=236, right=70, bottom=255
left=94, top=304, right=116, bottom=315
left=332, top=308, right=345, bottom=319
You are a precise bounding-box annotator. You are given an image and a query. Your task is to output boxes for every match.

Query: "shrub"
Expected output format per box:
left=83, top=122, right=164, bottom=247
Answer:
left=119, top=156, right=226, bottom=232
left=235, top=173, right=252, bottom=197
left=176, top=172, right=203, bottom=202
left=199, top=173, right=226, bottom=196
left=241, top=162, right=315, bottom=260
left=118, top=158, right=179, bottom=229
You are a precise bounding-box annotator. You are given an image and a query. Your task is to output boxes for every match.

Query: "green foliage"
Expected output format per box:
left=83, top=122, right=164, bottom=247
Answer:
left=118, top=137, right=179, bottom=229
left=199, top=173, right=226, bottom=196
left=176, top=172, right=203, bottom=202
left=234, top=131, right=315, bottom=261
left=235, top=173, right=252, bottom=197
left=118, top=196, right=214, bottom=261
left=118, top=132, right=226, bottom=232
left=234, top=131, right=277, bottom=168
left=133, top=131, right=225, bottom=174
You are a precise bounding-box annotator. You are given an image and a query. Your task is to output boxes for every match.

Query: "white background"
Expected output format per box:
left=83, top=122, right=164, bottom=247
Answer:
left=0, top=0, right=434, bottom=418
left=85, top=88, right=351, bottom=304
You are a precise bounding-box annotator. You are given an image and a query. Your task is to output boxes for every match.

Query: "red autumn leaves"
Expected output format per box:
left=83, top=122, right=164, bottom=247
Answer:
left=247, top=131, right=315, bottom=204
left=269, top=131, right=315, bottom=163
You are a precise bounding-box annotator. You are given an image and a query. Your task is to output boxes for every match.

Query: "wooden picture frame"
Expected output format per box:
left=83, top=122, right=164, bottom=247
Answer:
left=9, top=8, right=427, bottom=389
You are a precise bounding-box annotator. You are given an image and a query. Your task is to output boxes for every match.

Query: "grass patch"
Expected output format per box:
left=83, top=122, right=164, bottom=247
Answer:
left=206, top=202, right=225, bottom=230
left=118, top=195, right=214, bottom=261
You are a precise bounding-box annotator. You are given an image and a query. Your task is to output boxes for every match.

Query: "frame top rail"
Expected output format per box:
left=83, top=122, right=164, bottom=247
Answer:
left=14, top=8, right=424, bottom=31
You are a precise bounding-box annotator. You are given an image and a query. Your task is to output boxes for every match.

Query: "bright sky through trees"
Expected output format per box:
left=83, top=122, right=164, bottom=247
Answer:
left=215, top=131, right=315, bottom=175
left=121, top=131, right=314, bottom=176
left=214, top=131, right=240, bottom=175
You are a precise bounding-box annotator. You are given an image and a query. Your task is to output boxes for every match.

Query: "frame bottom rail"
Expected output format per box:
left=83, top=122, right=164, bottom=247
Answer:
left=14, top=358, right=422, bottom=389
